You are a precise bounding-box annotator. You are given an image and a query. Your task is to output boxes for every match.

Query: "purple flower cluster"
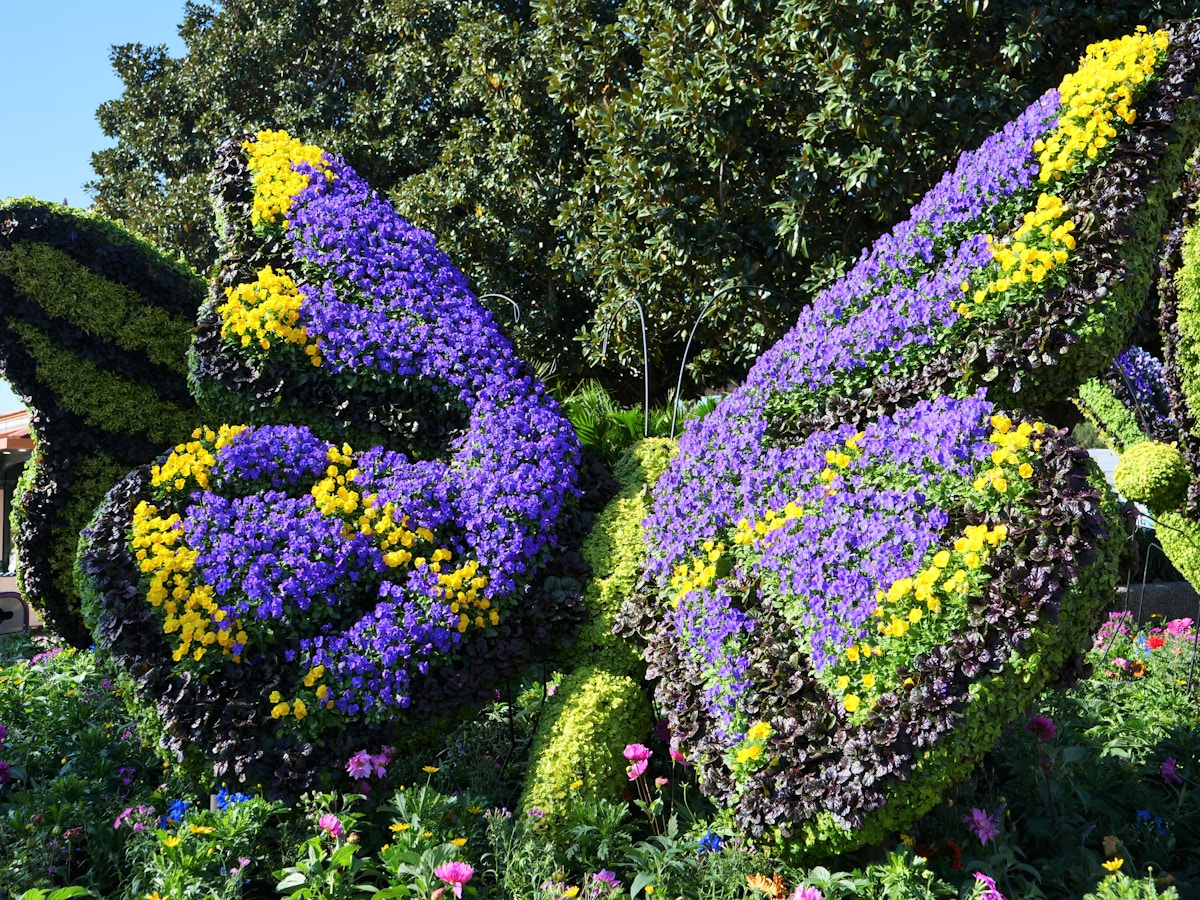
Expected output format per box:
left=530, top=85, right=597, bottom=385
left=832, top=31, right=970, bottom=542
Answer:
left=1112, top=346, right=1174, bottom=432
left=648, top=393, right=994, bottom=734
left=142, top=138, right=582, bottom=723
left=752, top=91, right=1058, bottom=406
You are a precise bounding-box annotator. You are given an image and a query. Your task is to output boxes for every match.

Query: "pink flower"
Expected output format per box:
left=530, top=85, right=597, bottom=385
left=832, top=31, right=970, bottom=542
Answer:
left=655, top=776, right=669, bottom=788
left=434, top=861, right=474, bottom=899
left=370, top=752, right=390, bottom=778
left=962, top=807, right=1000, bottom=845
left=669, top=747, right=690, bottom=766
left=318, top=813, right=343, bottom=839
left=1163, top=757, right=1184, bottom=786
left=1025, top=715, right=1057, bottom=742
left=624, top=743, right=652, bottom=780
left=346, top=750, right=374, bottom=779
left=790, top=887, right=823, bottom=900
left=974, top=872, right=1007, bottom=900
left=1167, top=617, right=1193, bottom=636
left=624, top=743, right=652, bottom=762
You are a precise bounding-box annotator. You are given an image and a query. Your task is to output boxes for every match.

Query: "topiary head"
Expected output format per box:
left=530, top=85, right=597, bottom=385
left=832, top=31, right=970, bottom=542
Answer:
left=1113, top=441, right=1190, bottom=512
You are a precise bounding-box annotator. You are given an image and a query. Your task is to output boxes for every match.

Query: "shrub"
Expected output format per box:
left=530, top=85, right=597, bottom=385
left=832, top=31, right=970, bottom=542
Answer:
left=77, top=131, right=584, bottom=798
left=0, top=201, right=204, bottom=648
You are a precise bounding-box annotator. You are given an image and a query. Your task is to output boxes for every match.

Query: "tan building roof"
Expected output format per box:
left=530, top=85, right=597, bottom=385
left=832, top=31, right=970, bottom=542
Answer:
left=0, top=409, right=31, bottom=452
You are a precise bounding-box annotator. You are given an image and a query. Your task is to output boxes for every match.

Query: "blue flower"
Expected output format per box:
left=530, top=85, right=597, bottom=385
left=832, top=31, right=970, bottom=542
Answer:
left=697, top=830, right=724, bottom=854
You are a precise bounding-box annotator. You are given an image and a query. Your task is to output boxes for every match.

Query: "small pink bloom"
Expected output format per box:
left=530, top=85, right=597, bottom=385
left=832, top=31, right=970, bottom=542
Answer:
left=627, top=759, right=649, bottom=781
left=370, top=752, right=390, bottom=778
left=346, top=750, right=373, bottom=779
left=318, top=813, right=343, bottom=839
left=1167, top=617, right=1193, bottom=636
left=434, top=860, right=474, bottom=899
left=669, top=747, right=689, bottom=766
left=962, top=807, right=1000, bottom=845
left=655, top=776, right=669, bottom=788
left=790, top=887, right=823, bottom=900
left=973, top=872, right=1007, bottom=900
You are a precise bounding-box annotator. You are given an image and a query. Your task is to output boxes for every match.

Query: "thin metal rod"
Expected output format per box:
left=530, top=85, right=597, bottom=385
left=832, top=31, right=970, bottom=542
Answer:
left=670, top=283, right=776, bottom=439
left=480, top=293, right=521, bottom=325
left=600, top=297, right=650, bottom=438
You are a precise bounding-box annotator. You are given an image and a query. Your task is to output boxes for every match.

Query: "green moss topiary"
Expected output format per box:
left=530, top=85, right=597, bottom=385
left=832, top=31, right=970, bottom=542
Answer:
left=519, top=438, right=675, bottom=817
left=1150, top=509, right=1200, bottom=588
left=1113, top=441, right=1190, bottom=511
left=0, top=199, right=204, bottom=647
left=518, top=664, right=654, bottom=818
left=574, top=438, right=676, bottom=676
left=1076, top=377, right=1150, bottom=452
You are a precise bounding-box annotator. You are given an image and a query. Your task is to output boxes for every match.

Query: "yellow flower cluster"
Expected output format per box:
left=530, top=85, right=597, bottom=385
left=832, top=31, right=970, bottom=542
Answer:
left=219, top=265, right=319, bottom=363
left=816, top=430, right=864, bottom=488
left=1036, top=28, right=1168, bottom=183
left=730, top=720, right=773, bottom=774
left=269, top=666, right=330, bottom=719
left=316, top=443, right=495, bottom=634
left=733, top=502, right=804, bottom=547
left=243, top=129, right=332, bottom=227
left=827, top=521, right=1010, bottom=714
left=972, top=415, right=1046, bottom=496
left=132, top=500, right=247, bottom=663
left=151, top=424, right=247, bottom=494
left=436, top=559, right=496, bottom=632
left=963, top=195, right=1077, bottom=316
left=669, top=539, right=726, bottom=608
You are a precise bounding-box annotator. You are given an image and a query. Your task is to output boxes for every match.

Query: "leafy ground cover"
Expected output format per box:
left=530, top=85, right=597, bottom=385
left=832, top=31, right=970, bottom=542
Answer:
left=0, top=609, right=1196, bottom=900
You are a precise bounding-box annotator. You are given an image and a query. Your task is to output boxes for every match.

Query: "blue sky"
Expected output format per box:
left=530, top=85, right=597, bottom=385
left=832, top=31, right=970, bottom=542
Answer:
left=0, top=1, right=189, bottom=411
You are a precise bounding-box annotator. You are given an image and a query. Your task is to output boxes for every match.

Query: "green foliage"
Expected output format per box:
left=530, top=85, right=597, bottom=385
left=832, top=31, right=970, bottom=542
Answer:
left=1149, top=509, right=1200, bottom=589
left=0, top=199, right=204, bottom=647
left=1113, top=442, right=1190, bottom=512
left=1172, top=209, right=1200, bottom=425
left=519, top=665, right=654, bottom=819
left=0, top=640, right=161, bottom=896
left=574, top=437, right=676, bottom=675
left=519, top=437, right=673, bottom=820
left=1082, top=873, right=1179, bottom=900
left=1076, top=378, right=1150, bottom=452
left=544, top=0, right=1200, bottom=390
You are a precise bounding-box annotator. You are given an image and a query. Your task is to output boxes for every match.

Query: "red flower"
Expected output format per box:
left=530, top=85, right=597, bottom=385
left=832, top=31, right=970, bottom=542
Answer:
left=1147, top=635, right=1166, bottom=650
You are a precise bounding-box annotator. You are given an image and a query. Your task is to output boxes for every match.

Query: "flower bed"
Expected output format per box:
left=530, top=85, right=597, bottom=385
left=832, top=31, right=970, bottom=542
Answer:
left=78, top=132, right=584, bottom=796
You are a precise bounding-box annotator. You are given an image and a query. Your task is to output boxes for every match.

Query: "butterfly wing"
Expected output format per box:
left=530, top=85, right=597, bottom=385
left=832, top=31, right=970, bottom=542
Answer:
left=0, top=200, right=205, bottom=646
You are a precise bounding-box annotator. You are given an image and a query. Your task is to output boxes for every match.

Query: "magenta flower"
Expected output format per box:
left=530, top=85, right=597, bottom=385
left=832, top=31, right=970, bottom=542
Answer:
left=1163, top=757, right=1184, bottom=786
left=1167, top=617, right=1193, bottom=636
left=669, top=746, right=690, bottom=766
left=434, top=860, right=474, bottom=899
left=962, top=807, right=1001, bottom=845
left=624, top=743, right=652, bottom=780
left=974, top=872, right=1007, bottom=900
left=790, top=887, right=823, bottom=900
left=346, top=750, right=373, bottom=779
left=0, top=760, right=12, bottom=786
left=1025, top=715, right=1057, bottom=742
left=590, top=870, right=621, bottom=895
left=318, top=813, right=343, bottom=839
